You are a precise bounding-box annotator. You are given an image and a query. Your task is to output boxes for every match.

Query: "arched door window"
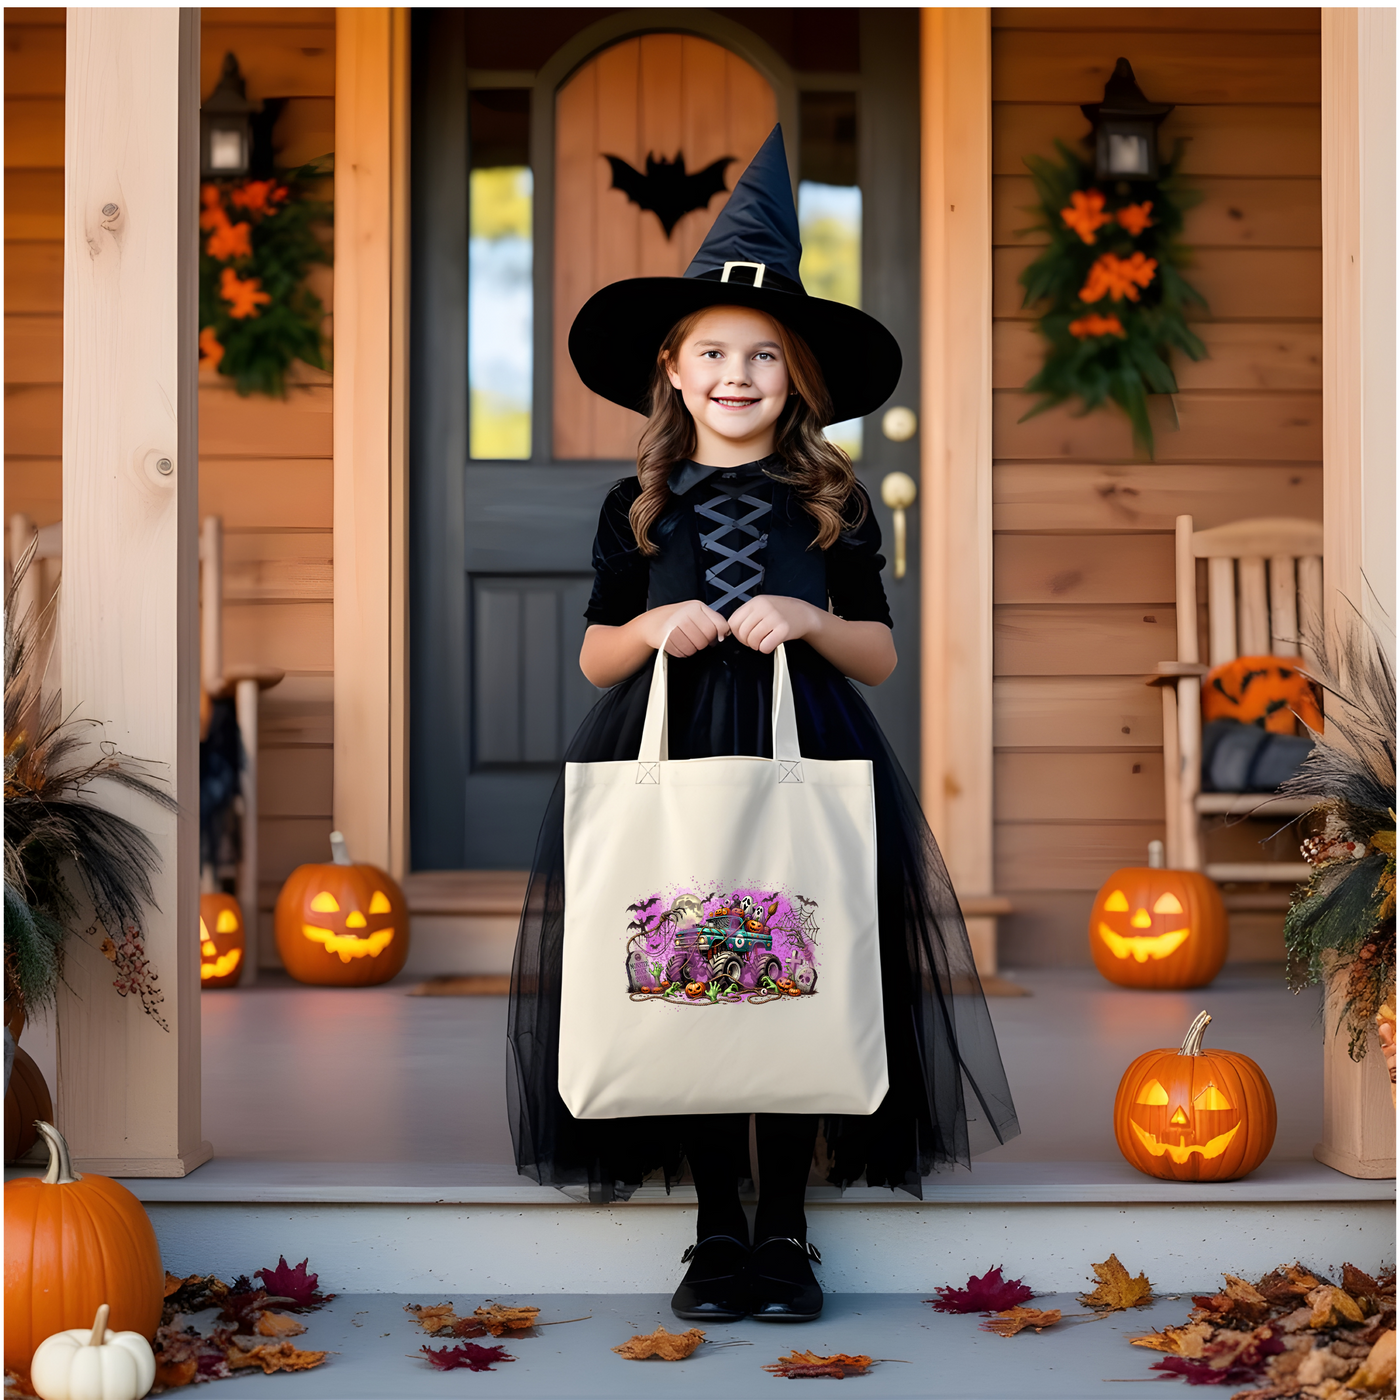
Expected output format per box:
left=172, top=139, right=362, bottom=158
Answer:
left=552, top=34, right=778, bottom=460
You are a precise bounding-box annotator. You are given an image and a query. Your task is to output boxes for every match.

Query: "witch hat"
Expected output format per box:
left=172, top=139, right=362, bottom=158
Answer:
left=568, top=125, right=901, bottom=425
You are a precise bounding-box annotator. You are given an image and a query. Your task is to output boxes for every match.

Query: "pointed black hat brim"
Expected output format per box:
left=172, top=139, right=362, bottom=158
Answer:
left=567, top=275, right=903, bottom=426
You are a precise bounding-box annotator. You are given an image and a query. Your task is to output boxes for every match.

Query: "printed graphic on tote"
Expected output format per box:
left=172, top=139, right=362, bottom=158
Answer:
left=624, top=888, right=820, bottom=1004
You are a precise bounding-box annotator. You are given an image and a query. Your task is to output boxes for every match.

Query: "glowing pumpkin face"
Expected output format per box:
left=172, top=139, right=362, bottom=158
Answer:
left=1126, top=1074, right=1241, bottom=1165
left=198, top=893, right=245, bottom=989
left=1089, top=867, right=1226, bottom=990
left=274, top=857, right=408, bottom=987
left=1114, top=1011, right=1277, bottom=1182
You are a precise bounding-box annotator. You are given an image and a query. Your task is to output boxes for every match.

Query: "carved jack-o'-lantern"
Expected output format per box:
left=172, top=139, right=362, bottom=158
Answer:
left=199, top=892, right=245, bottom=989
left=274, top=833, right=409, bottom=986
left=1089, top=862, right=1226, bottom=989
left=1114, top=1010, right=1276, bottom=1182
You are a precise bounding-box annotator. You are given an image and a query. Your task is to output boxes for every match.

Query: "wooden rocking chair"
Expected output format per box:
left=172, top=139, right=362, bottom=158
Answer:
left=1153, top=514, right=1323, bottom=883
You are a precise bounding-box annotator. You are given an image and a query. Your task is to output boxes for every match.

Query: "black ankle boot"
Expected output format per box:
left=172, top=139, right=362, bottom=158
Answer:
left=670, top=1234, right=751, bottom=1322
left=745, top=1237, right=823, bottom=1321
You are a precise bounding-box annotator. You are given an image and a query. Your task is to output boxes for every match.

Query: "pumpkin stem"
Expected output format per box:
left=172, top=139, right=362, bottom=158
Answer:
left=88, top=1303, right=110, bottom=1347
left=329, top=830, right=353, bottom=866
left=1180, top=1010, right=1212, bottom=1056
left=36, top=1119, right=82, bottom=1185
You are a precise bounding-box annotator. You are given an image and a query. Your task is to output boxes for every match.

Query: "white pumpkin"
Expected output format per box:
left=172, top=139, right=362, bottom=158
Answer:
left=30, top=1305, right=155, bottom=1400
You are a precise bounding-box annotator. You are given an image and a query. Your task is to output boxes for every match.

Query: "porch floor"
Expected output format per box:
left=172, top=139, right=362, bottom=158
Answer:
left=196, top=964, right=1324, bottom=1169
left=143, top=1290, right=1236, bottom=1399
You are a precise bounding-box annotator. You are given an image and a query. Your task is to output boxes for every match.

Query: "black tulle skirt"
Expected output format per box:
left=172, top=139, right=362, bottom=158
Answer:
left=507, top=638, right=1020, bottom=1200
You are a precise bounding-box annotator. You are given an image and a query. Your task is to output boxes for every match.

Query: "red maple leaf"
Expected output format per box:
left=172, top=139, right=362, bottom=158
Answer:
left=255, top=1257, right=335, bottom=1311
left=420, top=1343, right=515, bottom=1373
left=927, top=1266, right=1036, bottom=1314
left=1149, top=1356, right=1262, bottom=1386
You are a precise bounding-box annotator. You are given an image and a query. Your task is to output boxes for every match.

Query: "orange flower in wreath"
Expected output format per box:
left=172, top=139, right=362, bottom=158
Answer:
left=220, top=266, right=271, bottom=319
left=1060, top=189, right=1112, bottom=245
left=1068, top=313, right=1127, bottom=340
left=230, top=179, right=287, bottom=215
left=1116, top=201, right=1155, bottom=237
left=198, top=326, right=224, bottom=370
left=206, top=217, right=252, bottom=262
left=1080, top=251, right=1157, bottom=304
left=198, top=184, right=226, bottom=231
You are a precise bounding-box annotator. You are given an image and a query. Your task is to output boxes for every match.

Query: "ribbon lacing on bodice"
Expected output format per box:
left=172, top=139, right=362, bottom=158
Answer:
left=694, top=465, right=774, bottom=615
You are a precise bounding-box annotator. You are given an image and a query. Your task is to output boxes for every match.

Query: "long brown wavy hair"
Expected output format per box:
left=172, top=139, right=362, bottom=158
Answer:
left=628, top=308, right=866, bottom=555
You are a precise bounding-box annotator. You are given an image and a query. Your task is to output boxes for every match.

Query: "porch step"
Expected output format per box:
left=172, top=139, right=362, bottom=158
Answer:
left=114, top=1291, right=1301, bottom=1399
left=120, top=1159, right=1392, bottom=1295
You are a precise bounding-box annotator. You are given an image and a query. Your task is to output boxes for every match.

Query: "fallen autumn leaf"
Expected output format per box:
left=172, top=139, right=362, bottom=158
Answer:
left=764, top=1350, right=874, bottom=1378
left=255, top=1311, right=307, bottom=1339
left=927, top=1266, right=1036, bottom=1314
left=1080, top=1254, right=1153, bottom=1312
left=226, top=1341, right=327, bottom=1374
left=980, top=1307, right=1062, bottom=1337
left=612, top=1326, right=706, bottom=1360
left=419, top=1342, right=515, bottom=1373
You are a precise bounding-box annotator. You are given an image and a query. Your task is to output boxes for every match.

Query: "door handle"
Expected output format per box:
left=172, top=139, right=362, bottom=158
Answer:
left=880, top=472, right=918, bottom=579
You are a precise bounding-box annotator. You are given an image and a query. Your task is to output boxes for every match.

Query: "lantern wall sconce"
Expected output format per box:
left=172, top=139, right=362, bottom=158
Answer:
left=1080, top=57, right=1174, bottom=183
left=201, top=52, right=259, bottom=179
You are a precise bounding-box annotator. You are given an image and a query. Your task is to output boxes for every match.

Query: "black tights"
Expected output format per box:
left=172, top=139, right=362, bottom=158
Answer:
left=683, top=1113, right=818, bottom=1246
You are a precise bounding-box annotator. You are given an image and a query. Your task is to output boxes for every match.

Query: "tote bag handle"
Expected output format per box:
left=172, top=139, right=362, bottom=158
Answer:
left=637, top=636, right=801, bottom=766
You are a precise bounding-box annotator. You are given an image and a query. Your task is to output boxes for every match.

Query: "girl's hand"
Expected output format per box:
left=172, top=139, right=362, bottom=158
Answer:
left=580, top=600, right=729, bottom=687
left=728, top=595, right=823, bottom=654
left=638, top=599, right=730, bottom=657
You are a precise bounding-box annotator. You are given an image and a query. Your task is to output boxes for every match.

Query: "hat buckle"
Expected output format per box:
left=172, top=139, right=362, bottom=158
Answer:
left=720, top=261, right=766, bottom=288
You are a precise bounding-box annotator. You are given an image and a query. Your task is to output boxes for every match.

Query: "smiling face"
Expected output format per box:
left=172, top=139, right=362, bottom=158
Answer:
left=665, top=306, right=791, bottom=465
left=1096, top=885, right=1191, bottom=963
left=198, top=892, right=245, bottom=989
left=1089, top=867, right=1227, bottom=990
left=302, top=879, right=396, bottom=962
left=1127, top=1069, right=1241, bottom=1165
left=274, top=861, right=409, bottom=986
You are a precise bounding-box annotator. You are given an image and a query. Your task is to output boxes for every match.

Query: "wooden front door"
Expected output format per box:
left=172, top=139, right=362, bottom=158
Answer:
left=410, top=11, right=922, bottom=871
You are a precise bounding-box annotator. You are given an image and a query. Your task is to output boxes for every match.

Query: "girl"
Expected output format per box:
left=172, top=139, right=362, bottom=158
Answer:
left=508, top=127, right=1018, bottom=1323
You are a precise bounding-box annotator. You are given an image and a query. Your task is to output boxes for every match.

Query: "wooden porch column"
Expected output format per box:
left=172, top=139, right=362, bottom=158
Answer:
left=1316, top=7, right=1396, bottom=1180
left=1322, top=8, right=1396, bottom=659
left=58, top=8, right=210, bottom=1175
left=333, top=8, right=411, bottom=875
left=919, top=10, right=998, bottom=968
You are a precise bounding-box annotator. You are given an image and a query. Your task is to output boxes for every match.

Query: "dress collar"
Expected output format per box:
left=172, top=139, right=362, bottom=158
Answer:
left=669, top=454, right=780, bottom=496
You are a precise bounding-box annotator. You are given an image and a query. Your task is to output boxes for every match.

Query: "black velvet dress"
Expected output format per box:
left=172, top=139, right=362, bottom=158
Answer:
left=507, top=460, right=1020, bottom=1201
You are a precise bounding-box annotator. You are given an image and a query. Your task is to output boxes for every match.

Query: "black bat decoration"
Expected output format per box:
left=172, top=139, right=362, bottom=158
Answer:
left=626, top=897, right=660, bottom=914
left=604, top=152, right=735, bottom=238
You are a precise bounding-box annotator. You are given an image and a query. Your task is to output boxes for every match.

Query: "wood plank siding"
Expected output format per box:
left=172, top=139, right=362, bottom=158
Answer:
left=3, top=8, right=336, bottom=970
left=990, top=8, right=1322, bottom=964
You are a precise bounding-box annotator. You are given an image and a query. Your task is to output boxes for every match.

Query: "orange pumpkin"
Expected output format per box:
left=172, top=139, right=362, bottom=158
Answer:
left=1202, top=655, right=1323, bottom=735
left=1114, top=1011, right=1277, bottom=1182
left=1089, top=865, right=1227, bottom=989
left=4, top=1121, right=163, bottom=1373
left=274, top=833, right=408, bottom=986
left=4, top=1047, right=53, bottom=1163
left=199, top=892, right=246, bottom=989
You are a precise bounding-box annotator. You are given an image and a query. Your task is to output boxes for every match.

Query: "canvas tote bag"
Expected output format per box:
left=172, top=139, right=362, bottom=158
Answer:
left=558, top=641, right=887, bottom=1118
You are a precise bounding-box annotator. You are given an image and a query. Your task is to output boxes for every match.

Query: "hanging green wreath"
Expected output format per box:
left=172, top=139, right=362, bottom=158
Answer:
left=198, top=160, right=332, bottom=397
left=1017, top=140, right=1207, bottom=457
